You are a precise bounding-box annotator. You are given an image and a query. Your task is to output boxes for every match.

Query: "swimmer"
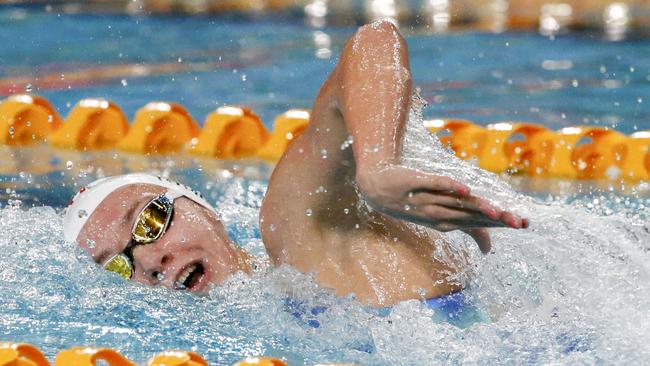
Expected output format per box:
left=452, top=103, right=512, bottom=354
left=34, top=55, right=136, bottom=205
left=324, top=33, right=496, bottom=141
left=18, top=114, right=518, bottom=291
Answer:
left=64, top=21, right=528, bottom=307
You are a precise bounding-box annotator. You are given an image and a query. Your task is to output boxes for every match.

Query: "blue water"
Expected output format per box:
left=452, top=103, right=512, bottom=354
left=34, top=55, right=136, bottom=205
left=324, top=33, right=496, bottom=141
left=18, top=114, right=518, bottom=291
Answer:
left=1, top=8, right=648, bottom=133
left=1, top=7, right=650, bottom=366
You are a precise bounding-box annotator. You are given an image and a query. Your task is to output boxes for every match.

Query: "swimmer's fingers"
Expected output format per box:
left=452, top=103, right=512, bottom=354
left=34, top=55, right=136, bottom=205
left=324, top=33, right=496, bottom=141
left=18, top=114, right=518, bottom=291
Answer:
left=408, top=192, right=499, bottom=218
left=409, top=192, right=527, bottom=229
left=409, top=173, right=471, bottom=198
left=415, top=205, right=509, bottom=229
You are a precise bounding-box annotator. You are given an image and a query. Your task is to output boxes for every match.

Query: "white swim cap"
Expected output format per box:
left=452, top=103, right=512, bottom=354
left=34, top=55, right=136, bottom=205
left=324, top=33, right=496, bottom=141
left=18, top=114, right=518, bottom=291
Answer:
left=63, top=173, right=216, bottom=243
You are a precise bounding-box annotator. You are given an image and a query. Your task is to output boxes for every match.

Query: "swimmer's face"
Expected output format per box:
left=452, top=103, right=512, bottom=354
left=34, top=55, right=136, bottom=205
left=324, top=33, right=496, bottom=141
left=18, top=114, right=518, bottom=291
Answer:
left=76, top=184, right=251, bottom=292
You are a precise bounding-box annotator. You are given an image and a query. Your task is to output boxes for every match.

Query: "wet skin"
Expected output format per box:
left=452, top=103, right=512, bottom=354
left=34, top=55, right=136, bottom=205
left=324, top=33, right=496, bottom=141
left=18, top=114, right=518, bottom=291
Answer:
left=260, top=21, right=528, bottom=306
left=75, top=21, right=527, bottom=305
left=77, top=184, right=251, bottom=292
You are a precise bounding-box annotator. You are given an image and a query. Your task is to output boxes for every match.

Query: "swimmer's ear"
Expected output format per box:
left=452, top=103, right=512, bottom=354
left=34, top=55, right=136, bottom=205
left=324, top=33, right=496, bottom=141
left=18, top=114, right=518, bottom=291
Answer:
left=462, top=228, right=491, bottom=254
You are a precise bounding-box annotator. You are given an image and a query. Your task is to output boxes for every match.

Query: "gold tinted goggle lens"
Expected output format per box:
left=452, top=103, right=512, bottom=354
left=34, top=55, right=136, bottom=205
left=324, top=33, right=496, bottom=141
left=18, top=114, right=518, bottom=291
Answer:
left=102, top=194, right=174, bottom=279
left=132, top=195, right=173, bottom=243
left=103, top=253, right=133, bottom=280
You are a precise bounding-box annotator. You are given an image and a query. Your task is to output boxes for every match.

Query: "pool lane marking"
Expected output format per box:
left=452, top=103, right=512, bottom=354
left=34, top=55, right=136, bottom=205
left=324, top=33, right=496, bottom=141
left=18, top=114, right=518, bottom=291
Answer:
left=0, top=58, right=270, bottom=96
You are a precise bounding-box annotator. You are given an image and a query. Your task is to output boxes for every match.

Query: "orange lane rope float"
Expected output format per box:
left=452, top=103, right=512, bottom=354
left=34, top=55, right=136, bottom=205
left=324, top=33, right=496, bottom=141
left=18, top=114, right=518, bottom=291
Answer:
left=0, top=342, right=357, bottom=366
left=189, top=106, right=269, bottom=159
left=0, top=95, right=648, bottom=181
left=118, top=102, right=200, bottom=154
left=0, top=95, right=62, bottom=146
left=49, top=98, right=129, bottom=151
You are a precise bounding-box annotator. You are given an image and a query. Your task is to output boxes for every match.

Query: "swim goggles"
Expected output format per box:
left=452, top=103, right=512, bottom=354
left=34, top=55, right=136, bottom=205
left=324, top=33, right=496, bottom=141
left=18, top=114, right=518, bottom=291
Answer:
left=102, top=190, right=183, bottom=280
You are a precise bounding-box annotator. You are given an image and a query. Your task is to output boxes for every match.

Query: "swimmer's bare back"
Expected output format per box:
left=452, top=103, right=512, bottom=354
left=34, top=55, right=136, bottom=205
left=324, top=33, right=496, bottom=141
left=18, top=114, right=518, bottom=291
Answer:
left=260, top=21, right=528, bottom=307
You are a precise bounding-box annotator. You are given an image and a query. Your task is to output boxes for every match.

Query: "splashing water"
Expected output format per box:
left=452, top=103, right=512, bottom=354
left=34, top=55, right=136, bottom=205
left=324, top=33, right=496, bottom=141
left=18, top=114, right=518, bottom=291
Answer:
left=400, top=91, right=650, bottom=364
left=0, top=103, right=649, bottom=364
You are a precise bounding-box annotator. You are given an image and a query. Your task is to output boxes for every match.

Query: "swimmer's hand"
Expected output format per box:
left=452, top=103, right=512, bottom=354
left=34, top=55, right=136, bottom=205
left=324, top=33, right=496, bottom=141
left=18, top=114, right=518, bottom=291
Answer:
left=356, top=164, right=529, bottom=253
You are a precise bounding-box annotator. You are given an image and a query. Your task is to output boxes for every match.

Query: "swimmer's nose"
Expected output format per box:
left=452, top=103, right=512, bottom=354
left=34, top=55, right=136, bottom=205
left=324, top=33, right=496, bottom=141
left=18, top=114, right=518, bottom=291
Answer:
left=131, top=244, right=173, bottom=283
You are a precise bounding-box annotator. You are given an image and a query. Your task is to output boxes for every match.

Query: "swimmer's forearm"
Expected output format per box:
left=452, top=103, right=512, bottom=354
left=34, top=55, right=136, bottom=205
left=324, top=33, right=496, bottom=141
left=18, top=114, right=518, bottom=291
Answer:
left=335, top=21, right=413, bottom=177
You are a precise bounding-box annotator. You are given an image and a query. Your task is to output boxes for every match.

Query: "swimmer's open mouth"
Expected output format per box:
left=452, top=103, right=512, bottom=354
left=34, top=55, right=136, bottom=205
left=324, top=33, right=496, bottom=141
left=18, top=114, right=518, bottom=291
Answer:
left=174, top=263, right=205, bottom=291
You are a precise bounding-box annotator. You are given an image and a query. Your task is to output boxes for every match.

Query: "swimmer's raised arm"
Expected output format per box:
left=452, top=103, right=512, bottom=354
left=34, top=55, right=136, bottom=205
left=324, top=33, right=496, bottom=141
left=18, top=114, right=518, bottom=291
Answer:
left=332, top=21, right=528, bottom=252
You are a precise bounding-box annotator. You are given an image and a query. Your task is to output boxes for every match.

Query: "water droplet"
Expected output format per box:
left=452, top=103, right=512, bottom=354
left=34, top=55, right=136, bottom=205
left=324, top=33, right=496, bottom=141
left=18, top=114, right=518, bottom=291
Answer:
left=121, top=79, right=128, bottom=86
left=404, top=204, right=411, bottom=211
left=637, top=97, right=643, bottom=104
left=241, top=74, right=247, bottom=82
left=60, top=74, right=65, bottom=80
left=86, top=239, right=96, bottom=249
left=156, top=272, right=165, bottom=281
left=306, top=209, right=313, bottom=217
left=77, top=209, right=88, bottom=218
left=343, top=208, right=349, bottom=215
left=25, top=83, right=33, bottom=92
left=66, top=161, right=74, bottom=170
left=320, top=149, right=328, bottom=159
left=572, top=79, right=579, bottom=87
left=8, top=127, right=14, bottom=136
left=177, top=57, right=182, bottom=63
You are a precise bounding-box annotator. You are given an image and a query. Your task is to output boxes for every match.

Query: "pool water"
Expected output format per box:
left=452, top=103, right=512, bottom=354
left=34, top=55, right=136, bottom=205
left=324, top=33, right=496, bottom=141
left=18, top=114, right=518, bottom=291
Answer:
left=1, top=7, right=650, bottom=365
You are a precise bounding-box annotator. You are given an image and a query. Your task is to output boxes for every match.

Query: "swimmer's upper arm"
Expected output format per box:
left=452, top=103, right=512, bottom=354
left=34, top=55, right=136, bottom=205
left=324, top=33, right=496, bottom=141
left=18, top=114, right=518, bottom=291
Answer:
left=334, top=21, right=413, bottom=179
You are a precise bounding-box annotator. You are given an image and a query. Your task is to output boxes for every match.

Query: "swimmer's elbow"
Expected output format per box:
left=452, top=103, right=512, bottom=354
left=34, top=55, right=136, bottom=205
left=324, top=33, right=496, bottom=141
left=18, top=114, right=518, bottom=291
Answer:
left=353, top=20, right=406, bottom=49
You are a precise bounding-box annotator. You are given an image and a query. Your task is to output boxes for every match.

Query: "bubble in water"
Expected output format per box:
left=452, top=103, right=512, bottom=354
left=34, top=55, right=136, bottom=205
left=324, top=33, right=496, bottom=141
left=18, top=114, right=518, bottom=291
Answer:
left=156, top=272, right=165, bottom=281
left=77, top=210, right=88, bottom=218
left=8, top=127, right=14, bottom=136
left=343, top=208, right=350, bottom=215
left=121, top=79, right=128, bottom=86
left=66, top=161, right=74, bottom=170
left=269, top=224, right=276, bottom=232
left=86, top=239, right=96, bottom=249
left=306, top=209, right=313, bottom=217
left=321, top=149, right=328, bottom=159
left=25, top=83, right=33, bottom=92
left=404, top=204, right=411, bottom=211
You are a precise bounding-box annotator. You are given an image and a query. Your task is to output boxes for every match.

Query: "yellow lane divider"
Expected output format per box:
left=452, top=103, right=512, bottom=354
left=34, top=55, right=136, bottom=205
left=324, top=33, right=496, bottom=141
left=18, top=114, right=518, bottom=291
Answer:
left=0, top=95, right=648, bottom=181
left=426, top=118, right=649, bottom=181
left=0, top=342, right=50, bottom=366
left=54, top=347, right=136, bottom=366
left=49, top=98, right=129, bottom=151
left=147, top=351, right=208, bottom=366
left=256, top=109, right=310, bottom=161
left=118, top=102, right=200, bottom=154
left=0, top=342, right=356, bottom=366
left=190, top=106, right=269, bottom=159
left=0, top=95, right=62, bottom=146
